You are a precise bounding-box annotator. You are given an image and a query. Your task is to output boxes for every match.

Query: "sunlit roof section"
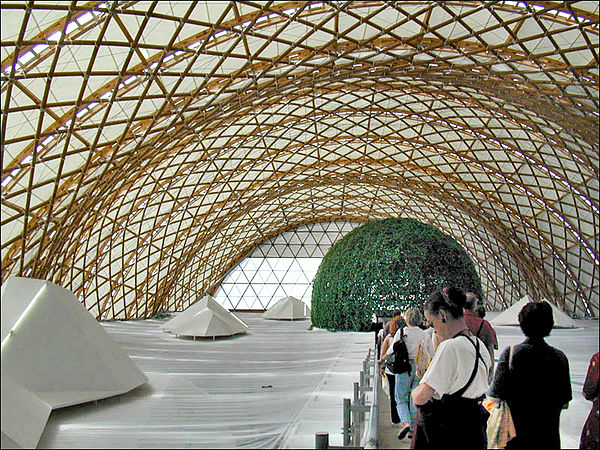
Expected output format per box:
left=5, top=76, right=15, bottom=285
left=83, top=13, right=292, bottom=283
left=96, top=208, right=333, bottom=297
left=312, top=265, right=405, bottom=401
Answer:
left=1, top=1, right=598, bottom=320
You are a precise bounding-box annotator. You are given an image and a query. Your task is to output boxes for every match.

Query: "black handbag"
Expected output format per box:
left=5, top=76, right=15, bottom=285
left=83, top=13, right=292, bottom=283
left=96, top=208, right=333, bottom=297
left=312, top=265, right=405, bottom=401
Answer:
left=418, top=334, right=489, bottom=449
left=385, top=332, right=411, bottom=374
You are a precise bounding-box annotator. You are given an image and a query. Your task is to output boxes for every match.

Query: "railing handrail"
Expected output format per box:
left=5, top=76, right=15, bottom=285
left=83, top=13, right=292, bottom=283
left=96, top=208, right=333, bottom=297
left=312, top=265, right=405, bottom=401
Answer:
left=362, top=341, right=379, bottom=449
left=316, top=342, right=379, bottom=449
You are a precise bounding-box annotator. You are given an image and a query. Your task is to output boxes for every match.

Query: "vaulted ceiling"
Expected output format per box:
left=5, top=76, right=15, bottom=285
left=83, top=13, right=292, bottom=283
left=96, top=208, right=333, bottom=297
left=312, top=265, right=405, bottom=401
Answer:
left=1, top=1, right=598, bottom=319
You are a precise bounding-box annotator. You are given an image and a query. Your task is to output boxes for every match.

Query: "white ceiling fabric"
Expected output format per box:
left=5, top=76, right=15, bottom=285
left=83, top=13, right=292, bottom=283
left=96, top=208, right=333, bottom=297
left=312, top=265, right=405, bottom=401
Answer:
left=1, top=1, right=598, bottom=319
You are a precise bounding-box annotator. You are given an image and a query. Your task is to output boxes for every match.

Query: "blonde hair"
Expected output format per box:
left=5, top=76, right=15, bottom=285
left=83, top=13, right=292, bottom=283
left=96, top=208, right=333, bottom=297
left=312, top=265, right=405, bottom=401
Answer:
left=404, top=308, right=423, bottom=327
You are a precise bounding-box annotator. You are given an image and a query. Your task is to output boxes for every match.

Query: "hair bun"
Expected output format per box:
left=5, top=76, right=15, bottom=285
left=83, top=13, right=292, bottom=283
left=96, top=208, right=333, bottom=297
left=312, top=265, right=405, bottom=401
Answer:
left=444, top=287, right=467, bottom=309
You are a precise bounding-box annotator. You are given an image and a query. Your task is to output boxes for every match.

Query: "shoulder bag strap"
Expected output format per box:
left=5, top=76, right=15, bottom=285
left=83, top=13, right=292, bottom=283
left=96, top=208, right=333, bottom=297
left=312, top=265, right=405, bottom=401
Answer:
left=393, top=331, right=407, bottom=352
left=454, top=335, right=482, bottom=398
left=459, top=332, right=487, bottom=367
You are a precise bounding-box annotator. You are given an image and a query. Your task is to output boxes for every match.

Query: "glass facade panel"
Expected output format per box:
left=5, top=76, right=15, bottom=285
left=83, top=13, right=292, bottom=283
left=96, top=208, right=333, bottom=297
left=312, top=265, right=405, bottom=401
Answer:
left=214, top=221, right=361, bottom=310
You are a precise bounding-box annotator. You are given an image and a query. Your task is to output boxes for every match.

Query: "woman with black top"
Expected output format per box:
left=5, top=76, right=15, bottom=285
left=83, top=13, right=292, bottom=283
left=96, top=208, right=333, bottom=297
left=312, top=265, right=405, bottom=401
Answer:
left=411, top=287, right=491, bottom=449
left=489, top=301, right=572, bottom=449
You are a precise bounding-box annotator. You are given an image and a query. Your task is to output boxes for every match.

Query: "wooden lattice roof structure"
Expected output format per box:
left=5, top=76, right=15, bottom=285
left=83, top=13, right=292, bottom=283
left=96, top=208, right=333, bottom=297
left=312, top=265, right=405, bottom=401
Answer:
left=1, top=1, right=598, bottom=320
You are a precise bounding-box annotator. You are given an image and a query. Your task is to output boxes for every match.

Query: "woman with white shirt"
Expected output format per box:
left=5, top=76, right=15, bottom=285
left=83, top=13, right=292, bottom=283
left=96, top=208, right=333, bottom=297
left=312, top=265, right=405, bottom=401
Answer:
left=411, top=287, right=491, bottom=449
left=391, top=308, right=428, bottom=440
left=378, top=319, right=404, bottom=425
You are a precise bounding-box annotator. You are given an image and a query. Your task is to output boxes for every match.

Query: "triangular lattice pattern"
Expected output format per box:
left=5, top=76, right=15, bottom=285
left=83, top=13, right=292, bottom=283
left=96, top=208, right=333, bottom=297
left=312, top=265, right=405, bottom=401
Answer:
left=1, top=1, right=598, bottom=319
left=214, top=221, right=359, bottom=310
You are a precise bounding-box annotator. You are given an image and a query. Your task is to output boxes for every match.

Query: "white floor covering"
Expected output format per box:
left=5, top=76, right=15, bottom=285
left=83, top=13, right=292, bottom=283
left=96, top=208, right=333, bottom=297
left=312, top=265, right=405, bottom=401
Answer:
left=35, top=312, right=598, bottom=449
left=37, top=312, right=373, bottom=449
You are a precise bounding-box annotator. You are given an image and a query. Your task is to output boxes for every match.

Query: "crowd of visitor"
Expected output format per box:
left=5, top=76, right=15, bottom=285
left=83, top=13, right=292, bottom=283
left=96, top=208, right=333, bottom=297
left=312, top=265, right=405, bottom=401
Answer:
left=376, top=287, right=599, bottom=449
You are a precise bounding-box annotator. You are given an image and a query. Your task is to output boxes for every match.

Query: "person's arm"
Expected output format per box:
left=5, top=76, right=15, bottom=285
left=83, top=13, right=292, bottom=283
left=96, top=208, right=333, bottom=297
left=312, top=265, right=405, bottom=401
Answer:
left=379, top=336, right=389, bottom=358
left=486, top=344, right=495, bottom=384
left=561, top=352, right=573, bottom=407
left=488, top=346, right=495, bottom=363
left=378, top=335, right=391, bottom=373
left=486, top=345, right=495, bottom=368
left=488, top=347, right=510, bottom=400
left=485, top=321, right=499, bottom=350
left=412, top=383, right=436, bottom=406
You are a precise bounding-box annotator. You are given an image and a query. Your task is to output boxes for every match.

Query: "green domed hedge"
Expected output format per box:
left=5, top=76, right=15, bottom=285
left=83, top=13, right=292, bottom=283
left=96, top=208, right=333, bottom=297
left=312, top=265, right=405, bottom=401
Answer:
left=311, top=218, right=483, bottom=331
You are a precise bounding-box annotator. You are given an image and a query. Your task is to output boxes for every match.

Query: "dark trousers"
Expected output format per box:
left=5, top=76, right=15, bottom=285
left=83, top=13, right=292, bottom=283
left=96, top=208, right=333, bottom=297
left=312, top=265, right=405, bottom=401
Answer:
left=386, top=373, right=401, bottom=424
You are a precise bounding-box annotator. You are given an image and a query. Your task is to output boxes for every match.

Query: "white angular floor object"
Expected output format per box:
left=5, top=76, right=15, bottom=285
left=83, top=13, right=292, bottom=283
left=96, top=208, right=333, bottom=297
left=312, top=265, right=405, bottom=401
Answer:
left=1, top=374, right=51, bottom=449
left=1, top=277, right=148, bottom=449
left=263, top=296, right=310, bottom=320
left=490, top=295, right=577, bottom=328
left=541, top=298, right=578, bottom=328
left=162, top=294, right=248, bottom=338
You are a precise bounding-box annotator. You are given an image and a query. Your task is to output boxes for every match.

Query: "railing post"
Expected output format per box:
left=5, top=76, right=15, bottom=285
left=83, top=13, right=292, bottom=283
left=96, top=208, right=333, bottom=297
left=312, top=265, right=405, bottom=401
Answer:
left=352, top=406, right=360, bottom=447
left=365, top=341, right=381, bottom=449
left=315, top=432, right=329, bottom=449
left=352, top=380, right=361, bottom=447
left=359, top=371, right=366, bottom=424
left=341, top=346, right=379, bottom=449
left=343, top=398, right=351, bottom=446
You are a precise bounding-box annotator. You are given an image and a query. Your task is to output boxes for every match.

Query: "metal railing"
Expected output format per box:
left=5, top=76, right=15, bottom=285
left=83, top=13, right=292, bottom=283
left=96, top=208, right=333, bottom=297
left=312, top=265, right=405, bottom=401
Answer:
left=362, top=345, right=380, bottom=449
left=315, top=343, right=379, bottom=449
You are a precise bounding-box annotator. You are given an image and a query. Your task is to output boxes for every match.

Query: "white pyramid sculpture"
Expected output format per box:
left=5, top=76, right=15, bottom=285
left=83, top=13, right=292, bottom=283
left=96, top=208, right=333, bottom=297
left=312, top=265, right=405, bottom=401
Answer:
left=541, top=298, right=577, bottom=328
left=1, top=276, right=148, bottom=449
left=490, top=294, right=576, bottom=328
left=263, top=296, right=310, bottom=320
left=162, top=295, right=248, bottom=338
left=490, top=295, right=534, bottom=327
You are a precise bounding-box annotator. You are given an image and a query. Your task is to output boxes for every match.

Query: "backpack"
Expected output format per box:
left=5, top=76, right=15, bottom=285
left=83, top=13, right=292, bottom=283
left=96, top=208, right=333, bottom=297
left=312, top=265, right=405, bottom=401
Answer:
left=386, top=333, right=412, bottom=374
